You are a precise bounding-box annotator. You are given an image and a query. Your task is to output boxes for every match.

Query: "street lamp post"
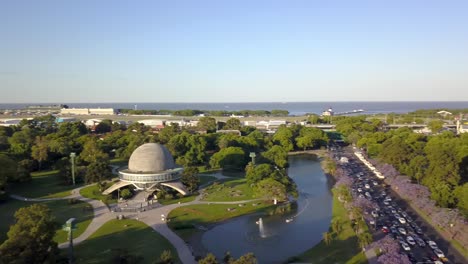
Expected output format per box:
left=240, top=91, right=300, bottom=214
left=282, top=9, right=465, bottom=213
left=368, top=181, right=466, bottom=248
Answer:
left=249, top=152, right=256, bottom=166
left=70, top=152, right=76, bottom=186
left=63, top=218, right=76, bottom=264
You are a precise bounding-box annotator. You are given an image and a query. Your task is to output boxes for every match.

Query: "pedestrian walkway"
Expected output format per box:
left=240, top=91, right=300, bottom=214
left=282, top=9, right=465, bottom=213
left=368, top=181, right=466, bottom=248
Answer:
left=364, top=246, right=378, bottom=264
left=9, top=171, right=263, bottom=264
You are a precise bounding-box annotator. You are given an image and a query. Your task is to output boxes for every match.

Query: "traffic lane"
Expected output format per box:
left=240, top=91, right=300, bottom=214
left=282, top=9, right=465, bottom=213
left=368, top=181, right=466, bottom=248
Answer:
left=339, top=152, right=459, bottom=263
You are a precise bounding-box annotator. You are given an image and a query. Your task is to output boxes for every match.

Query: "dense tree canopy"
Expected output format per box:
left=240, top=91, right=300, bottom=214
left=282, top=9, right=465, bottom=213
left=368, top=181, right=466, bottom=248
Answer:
left=0, top=204, right=58, bottom=264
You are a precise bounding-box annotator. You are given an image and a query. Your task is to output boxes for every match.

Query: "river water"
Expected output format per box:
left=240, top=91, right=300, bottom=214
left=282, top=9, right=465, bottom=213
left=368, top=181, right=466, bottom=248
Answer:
left=201, top=154, right=333, bottom=263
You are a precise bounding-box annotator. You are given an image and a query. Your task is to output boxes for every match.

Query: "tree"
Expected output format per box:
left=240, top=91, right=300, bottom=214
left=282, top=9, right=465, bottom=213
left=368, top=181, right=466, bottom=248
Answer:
left=31, top=136, right=49, bottom=169
left=94, top=119, right=113, bottom=134
left=120, top=188, right=133, bottom=199
left=197, top=117, right=217, bottom=133
left=15, top=159, right=32, bottom=183
left=261, top=145, right=288, bottom=168
left=0, top=204, right=58, bottom=264
left=245, top=163, right=275, bottom=185
left=159, top=124, right=181, bottom=144
left=85, top=161, right=112, bottom=184
left=209, top=147, right=247, bottom=171
left=427, top=120, right=444, bottom=133
left=358, top=232, right=373, bottom=248
left=322, top=232, right=332, bottom=246
left=295, top=127, right=328, bottom=150
left=255, top=178, right=287, bottom=201
left=331, top=218, right=343, bottom=234
left=8, top=128, right=36, bottom=157
left=80, top=138, right=108, bottom=164
left=223, top=118, right=241, bottom=130
left=230, top=253, right=257, bottom=264
left=272, top=125, right=295, bottom=151
left=181, top=167, right=200, bottom=193
left=454, top=183, right=468, bottom=217
left=198, top=253, right=219, bottom=264
left=155, top=249, right=173, bottom=264
left=0, top=155, right=16, bottom=190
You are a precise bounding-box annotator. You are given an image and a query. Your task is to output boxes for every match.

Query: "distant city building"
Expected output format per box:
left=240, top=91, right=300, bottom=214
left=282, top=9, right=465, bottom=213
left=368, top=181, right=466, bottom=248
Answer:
left=321, top=107, right=334, bottom=116
left=457, top=120, right=468, bottom=134
left=0, top=119, right=23, bottom=127
left=60, top=108, right=116, bottom=115
left=137, top=119, right=165, bottom=128
left=437, top=110, right=453, bottom=117
left=56, top=117, right=77, bottom=123
left=83, top=119, right=103, bottom=128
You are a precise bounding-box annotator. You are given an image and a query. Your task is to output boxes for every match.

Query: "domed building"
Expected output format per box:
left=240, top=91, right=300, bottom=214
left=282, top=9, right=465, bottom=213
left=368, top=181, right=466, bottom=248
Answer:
left=103, top=143, right=187, bottom=195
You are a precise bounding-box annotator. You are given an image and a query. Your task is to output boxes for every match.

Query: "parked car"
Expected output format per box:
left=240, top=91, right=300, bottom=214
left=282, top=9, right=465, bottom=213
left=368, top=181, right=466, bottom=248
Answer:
left=398, top=217, right=407, bottom=224
left=433, top=248, right=445, bottom=258
left=400, top=242, right=411, bottom=251
left=398, top=227, right=407, bottom=235
left=428, top=241, right=438, bottom=250
left=406, top=236, right=416, bottom=246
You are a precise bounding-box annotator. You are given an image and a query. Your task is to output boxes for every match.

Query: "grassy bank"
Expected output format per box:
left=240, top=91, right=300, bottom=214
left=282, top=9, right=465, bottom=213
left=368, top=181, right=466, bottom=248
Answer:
left=73, top=219, right=180, bottom=264
left=0, top=199, right=94, bottom=244
left=159, top=194, right=198, bottom=205
left=79, top=183, right=117, bottom=205
left=168, top=202, right=272, bottom=240
left=9, top=170, right=79, bottom=199
left=294, top=194, right=367, bottom=264
left=202, top=178, right=255, bottom=202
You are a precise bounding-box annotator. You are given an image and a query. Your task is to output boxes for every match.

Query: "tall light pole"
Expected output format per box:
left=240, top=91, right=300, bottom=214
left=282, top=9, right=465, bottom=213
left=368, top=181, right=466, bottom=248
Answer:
left=63, top=218, right=76, bottom=264
left=249, top=152, right=256, bottom=166
left=70, top=152, right=76, bottom=186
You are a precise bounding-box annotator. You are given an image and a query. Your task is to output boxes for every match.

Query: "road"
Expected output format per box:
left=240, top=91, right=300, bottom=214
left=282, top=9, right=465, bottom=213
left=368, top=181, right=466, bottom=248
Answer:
left=332, top=145, right=466, bottom=264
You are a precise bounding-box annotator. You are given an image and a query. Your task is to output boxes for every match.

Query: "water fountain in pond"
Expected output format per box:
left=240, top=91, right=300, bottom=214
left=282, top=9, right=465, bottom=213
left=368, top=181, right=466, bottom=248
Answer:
left=257, top=218, right=266, bottom=238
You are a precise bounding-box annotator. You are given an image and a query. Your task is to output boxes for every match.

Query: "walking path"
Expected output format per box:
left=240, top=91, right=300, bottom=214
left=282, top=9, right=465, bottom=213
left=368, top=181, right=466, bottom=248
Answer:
left=9, top=171, right=257, bottom=264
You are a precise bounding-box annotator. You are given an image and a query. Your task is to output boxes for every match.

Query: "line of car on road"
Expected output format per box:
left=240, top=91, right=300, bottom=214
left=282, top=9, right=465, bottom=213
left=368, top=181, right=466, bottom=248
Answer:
left=337, top=150, right=450, bottom=263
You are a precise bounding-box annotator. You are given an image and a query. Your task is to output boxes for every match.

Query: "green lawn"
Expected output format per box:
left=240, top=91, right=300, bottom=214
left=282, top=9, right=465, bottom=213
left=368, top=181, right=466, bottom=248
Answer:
left=109, top=158, right=128, bottom=165
left=168, top=202, right=272, bottom=240
left=0, top=199, right=94, bottom=244
left=159, top=194, right=198, bottom=205
left=79, top=183, right=117, bottom=205
left=73, top=219, right=180, bottom=264
left=294, top=195, right=368, bottom=264
left=51, top=200, right=94, bottom=243
left=202, top=178, right=256, bottom=202
left=9, top=170, right=80, bottom=199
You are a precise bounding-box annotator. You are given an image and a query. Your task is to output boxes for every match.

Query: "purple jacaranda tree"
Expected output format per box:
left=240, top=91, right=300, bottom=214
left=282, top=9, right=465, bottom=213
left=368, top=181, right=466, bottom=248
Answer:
left=371, top=236, right=400, bottom=255
left=377, top=253, right=412, bottom=264
left=353, top=196, right=377, bottom=212
left=336, top=174, right=353, bottom=188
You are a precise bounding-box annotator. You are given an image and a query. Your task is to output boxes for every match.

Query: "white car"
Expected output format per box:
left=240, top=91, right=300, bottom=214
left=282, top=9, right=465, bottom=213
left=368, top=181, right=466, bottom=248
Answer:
left=357, top=188, right=363, bottom=193
left=398, top=217, right=407, bottom=224
left=428, top=241, right=438, bottom=250
left=398, top=227, right=407, bottom=235
left=372, top=181, right=378, bottom=186
left=365, top=184, right=370, bottom=189
left=400, top=242, right=411, bottom=251
left=433, top=248, right=445, bottom=258
left=406, top=236, right=416, bottom=246
left=371, top=211, right=379, bottom=218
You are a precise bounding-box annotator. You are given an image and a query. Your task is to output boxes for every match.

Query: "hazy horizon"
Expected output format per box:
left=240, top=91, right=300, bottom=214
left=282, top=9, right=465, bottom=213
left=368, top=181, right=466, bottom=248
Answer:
left=2, top=1, right=468, bottom=102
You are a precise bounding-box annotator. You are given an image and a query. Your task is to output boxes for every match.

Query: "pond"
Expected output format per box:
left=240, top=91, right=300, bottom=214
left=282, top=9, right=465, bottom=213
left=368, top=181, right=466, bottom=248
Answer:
left=201, top=154, right=333, bottom=263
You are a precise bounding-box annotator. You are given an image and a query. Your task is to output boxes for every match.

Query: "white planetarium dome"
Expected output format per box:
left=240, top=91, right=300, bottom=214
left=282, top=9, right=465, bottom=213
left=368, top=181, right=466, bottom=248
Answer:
left=128, top=143, right=175, bottom=173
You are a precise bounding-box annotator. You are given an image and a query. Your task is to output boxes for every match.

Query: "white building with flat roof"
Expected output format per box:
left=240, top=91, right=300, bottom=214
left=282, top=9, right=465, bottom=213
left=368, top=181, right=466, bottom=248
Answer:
left=60, top=108, right=115, bottom=115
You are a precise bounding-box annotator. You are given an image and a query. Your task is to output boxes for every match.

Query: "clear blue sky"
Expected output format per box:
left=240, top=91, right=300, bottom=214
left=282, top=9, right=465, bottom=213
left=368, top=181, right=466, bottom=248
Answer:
left=1, top=0, right=467, bottom=103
